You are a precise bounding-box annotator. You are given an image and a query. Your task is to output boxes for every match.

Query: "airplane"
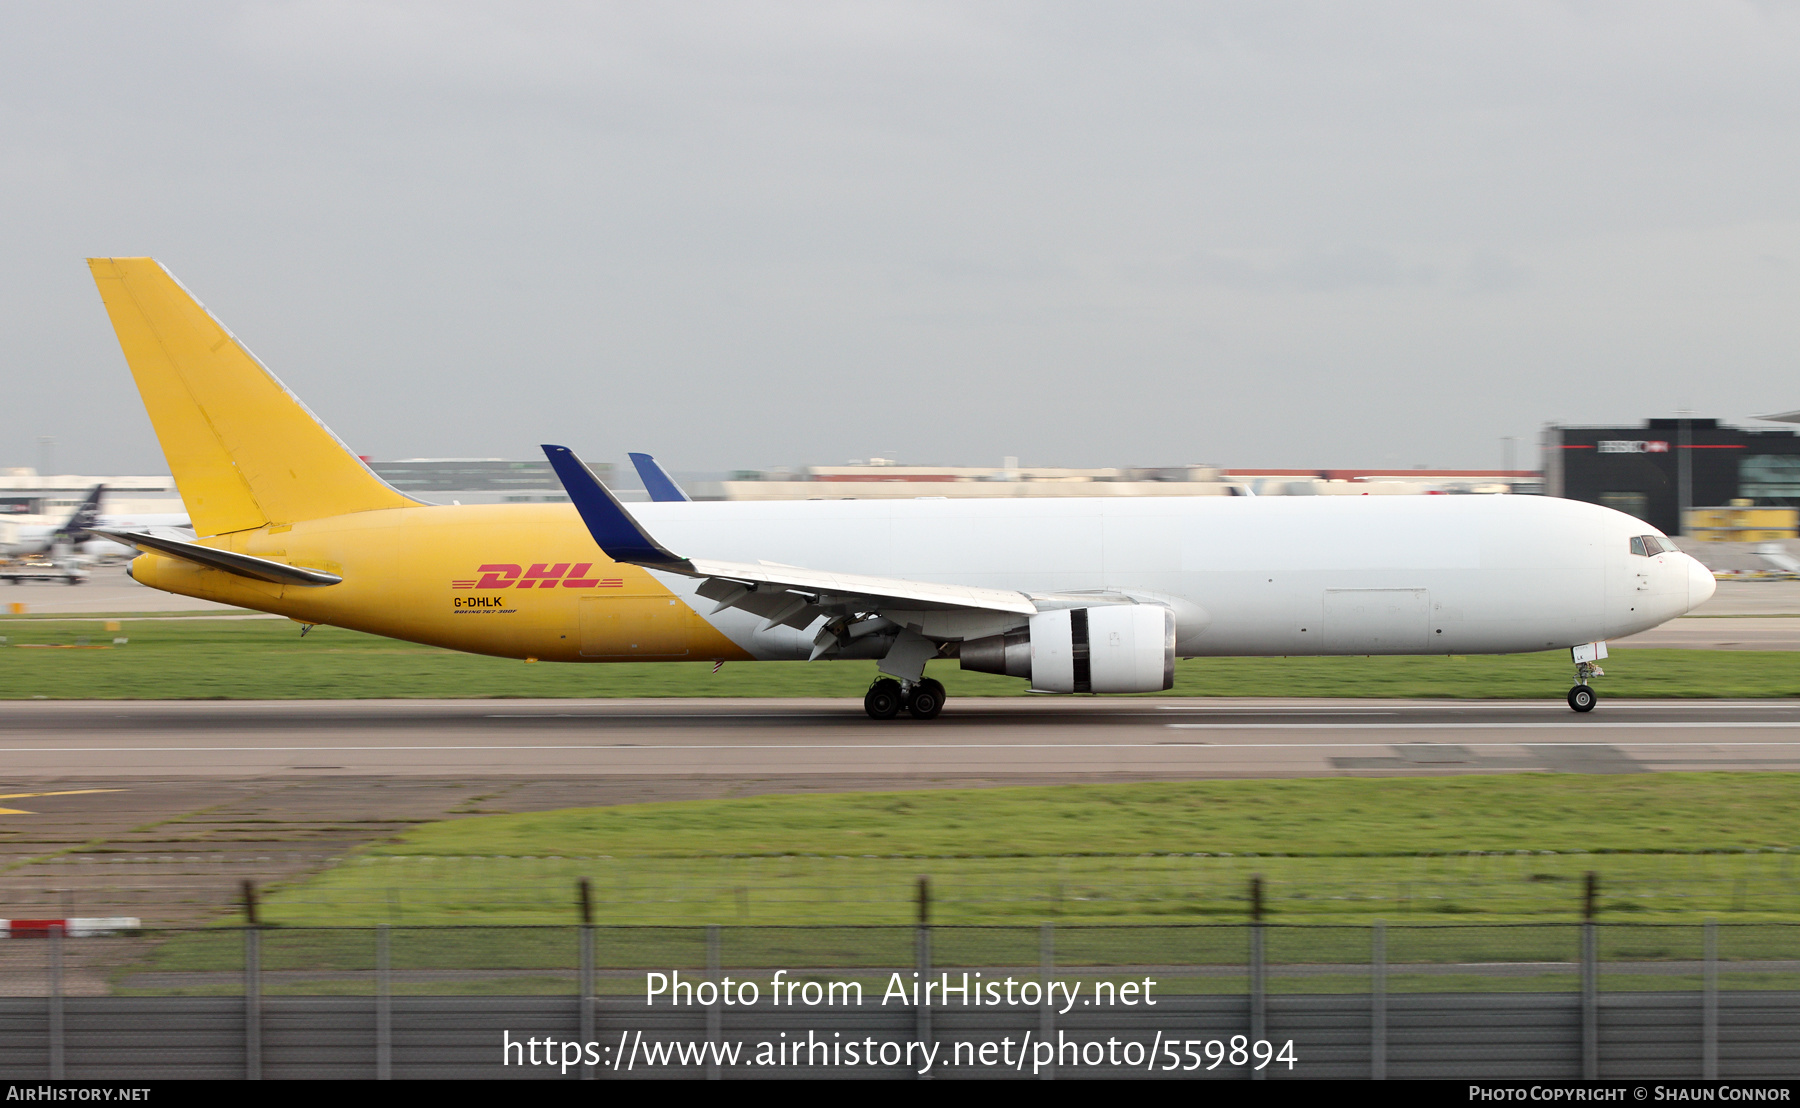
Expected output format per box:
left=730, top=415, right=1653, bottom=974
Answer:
left=628, top=453, right=692, bottom=503
left=2, top=484, right=105, bottom=558
left=85, top=257, right=1714, bottom=719
left=0, top=485, right=191, bottom=560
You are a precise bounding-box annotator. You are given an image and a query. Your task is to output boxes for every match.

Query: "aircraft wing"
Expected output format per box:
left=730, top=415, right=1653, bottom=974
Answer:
left=88, top=527, right=342, bottom=587
left=628, top=452, right=693, bottom=503
left=542, top=445, right=1037, bottom=627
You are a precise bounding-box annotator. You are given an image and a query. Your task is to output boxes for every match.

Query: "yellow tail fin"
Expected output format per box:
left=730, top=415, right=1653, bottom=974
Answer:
left=88, top=258, right=418, bottom=536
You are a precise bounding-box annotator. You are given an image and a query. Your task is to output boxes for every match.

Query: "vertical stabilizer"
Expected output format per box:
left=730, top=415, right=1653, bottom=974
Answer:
left=87, top=258, right=418, bottom=536
left=53, top=484, right=106, bottom=543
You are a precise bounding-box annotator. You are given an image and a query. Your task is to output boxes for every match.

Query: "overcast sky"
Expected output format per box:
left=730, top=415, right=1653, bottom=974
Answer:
left=4, top=2, right=1799, bottom=478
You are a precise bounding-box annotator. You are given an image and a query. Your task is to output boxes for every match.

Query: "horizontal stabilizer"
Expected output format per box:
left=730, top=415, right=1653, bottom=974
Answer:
left=90, top=528, right=341, bottom=587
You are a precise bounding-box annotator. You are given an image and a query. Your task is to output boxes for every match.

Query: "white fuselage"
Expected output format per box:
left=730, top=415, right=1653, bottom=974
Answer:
left=629, top=494, right=1711, bottom=661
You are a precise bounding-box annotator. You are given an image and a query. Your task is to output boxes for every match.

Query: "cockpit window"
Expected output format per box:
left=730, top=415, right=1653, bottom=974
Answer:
left=1631, top=535, right=1666, bottom=557
left=1630, top=536, right=1646, bottom=557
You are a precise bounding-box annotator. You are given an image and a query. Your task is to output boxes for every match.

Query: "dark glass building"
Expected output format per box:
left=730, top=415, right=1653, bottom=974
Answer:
left=1544, top=419, right=1800, bottom=535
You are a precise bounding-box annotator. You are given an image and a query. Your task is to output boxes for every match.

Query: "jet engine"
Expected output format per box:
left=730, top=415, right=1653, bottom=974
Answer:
left=959, top=604, right=1175, bottom=693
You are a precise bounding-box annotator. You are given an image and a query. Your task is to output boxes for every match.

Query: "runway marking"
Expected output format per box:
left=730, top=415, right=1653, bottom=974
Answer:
left=479, top=713, right=833, bottom=720
left=4, top=741, right=1800, bottom=753
left=1157, top=707, right=1399, bottom=714
left=1154, top=703, right=1800, bottom=712
left=1164, top=721, right=1800, bottom=730
left=0, top=787, right=125, bottom=815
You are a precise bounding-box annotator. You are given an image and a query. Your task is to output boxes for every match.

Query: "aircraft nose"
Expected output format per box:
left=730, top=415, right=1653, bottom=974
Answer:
left=1686, top=553, right=1716, bottom=611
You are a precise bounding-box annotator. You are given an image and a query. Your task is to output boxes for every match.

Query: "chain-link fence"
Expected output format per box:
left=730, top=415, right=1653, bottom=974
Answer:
left=0, top=921, right=1795, bottom=1079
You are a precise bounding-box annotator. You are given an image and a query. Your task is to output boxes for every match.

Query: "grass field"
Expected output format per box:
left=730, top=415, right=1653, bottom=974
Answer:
left=3, top=616, right=1799, bottom=699
left=241, top=775, right=1800, bottom=927
left=119, top=775, right=1800, bottom=995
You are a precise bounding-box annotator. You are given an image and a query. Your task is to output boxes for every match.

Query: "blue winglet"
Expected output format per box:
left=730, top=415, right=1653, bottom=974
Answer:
left=542, top=445, right=688, bottom=566
left=628, top=452, right=693, bottom=503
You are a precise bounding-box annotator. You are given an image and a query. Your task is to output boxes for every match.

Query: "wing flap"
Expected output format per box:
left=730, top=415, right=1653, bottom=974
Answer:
left=684, top=558, right=1037, bottom=615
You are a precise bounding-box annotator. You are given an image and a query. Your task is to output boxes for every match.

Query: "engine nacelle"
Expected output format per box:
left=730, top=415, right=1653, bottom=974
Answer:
left=959, top=604, right=1175, bottom=693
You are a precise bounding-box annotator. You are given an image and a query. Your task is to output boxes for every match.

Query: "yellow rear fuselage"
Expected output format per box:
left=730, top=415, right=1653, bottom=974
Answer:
left=131, top=503, right=752, bottom=663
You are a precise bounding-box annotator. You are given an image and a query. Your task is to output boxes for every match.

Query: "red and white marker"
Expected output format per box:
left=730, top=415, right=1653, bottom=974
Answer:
left=0, top=917, right=141, bottom=937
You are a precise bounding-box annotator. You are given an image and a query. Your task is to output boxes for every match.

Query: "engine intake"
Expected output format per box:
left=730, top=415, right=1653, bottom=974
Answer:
left=960, top=605, right=1175, bottom=693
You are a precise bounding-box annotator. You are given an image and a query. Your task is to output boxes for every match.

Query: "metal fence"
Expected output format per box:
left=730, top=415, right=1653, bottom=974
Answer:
left=15, top=850, right=1800, bottom=928
left=1, top=921, right=1797, bottom=1079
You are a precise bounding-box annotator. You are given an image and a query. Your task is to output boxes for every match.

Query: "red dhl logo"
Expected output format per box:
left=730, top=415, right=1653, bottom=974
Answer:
left=450, top=564, right=625, bottom=590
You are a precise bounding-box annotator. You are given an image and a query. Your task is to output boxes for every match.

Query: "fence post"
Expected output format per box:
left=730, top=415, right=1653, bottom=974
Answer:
left=1039, top=922, right=1055, bottom=1081
left=916, top=876, right=932, bottom=1078
left=1250, top=875, right=1265, bottom=1081
left=579, top=880, right=595, bottom=1082
left=48, top=922, right=64, bottom=1080
left=706, top=924, right=722, bottom=1081
left=1703, top=918, right=1718, bottom=1080
left=243, top=881, right=262, bottom=1081
left=1582, top=872, right=1598, bottom=1081
left=376, top=924, right=392, bottom=1080
left=1371, top=919, right=1386, bottom=1081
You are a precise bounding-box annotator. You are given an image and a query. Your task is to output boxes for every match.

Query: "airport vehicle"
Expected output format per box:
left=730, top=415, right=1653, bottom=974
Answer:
left=0, top=559, right=87, bottom=585
left=87, top=257, right=1713, bottom=718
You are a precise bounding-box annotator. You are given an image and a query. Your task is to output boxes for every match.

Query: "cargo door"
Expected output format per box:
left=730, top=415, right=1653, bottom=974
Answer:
left=578, top=595, right=695, bottom=658
left=1322, top=588, right=1430, bottom=654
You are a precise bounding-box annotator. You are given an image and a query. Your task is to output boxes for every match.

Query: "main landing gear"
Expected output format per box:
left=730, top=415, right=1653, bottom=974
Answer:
left=864, top=677, right=946, bottom=721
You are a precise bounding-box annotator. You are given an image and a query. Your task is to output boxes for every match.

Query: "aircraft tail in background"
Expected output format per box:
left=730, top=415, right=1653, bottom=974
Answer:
left=52, top=484, right=105, bottom=543
left=87, top=258, right=419, bottom=537
left=628, top=452, right=693, bottom=503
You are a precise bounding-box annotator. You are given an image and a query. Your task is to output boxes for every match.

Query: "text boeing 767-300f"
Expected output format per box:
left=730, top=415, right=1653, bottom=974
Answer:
left=85, top=258, right=1713, bottom=719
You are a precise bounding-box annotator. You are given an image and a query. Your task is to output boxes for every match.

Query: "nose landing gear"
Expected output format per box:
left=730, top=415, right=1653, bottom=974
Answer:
left=1568, top=660, right=1602, bottom=713
left=1567, top=683, right=1597, bottom=712
left=1566, top=642, right=1607, bottom=713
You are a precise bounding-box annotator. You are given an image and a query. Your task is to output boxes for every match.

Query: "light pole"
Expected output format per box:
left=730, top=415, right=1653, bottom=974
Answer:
left=1676, top=408, right=1693, bottom=536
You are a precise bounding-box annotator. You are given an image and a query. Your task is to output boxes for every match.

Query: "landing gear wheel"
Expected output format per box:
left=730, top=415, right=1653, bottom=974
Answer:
left=906, top=678, right=946, bottom=720
left=864, top=678, right=903, bottom=720
left=1568, top=685, right=1597, bottom=713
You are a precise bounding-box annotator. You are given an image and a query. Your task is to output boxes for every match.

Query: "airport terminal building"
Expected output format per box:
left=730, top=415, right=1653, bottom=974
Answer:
left=1545, top=417, right=1800, bottom=535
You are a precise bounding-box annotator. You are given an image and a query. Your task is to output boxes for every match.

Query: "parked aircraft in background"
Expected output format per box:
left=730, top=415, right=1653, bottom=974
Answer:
left=87, top=258, right=1713, bottom=719
left=0, top=484, right=192, bottom=560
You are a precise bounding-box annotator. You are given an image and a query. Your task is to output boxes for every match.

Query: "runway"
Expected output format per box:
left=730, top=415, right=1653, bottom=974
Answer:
left=5, top=697, right=1800, bottom=777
